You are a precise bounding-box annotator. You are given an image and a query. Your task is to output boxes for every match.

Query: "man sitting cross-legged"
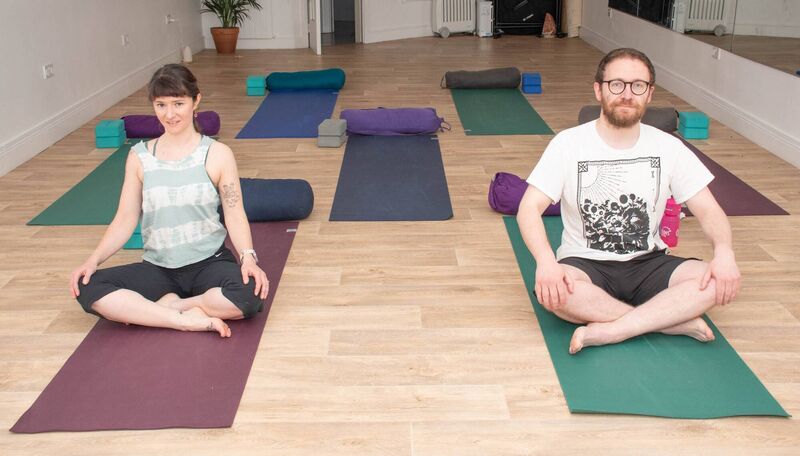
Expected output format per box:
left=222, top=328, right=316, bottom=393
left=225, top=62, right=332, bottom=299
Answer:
left=517, top=48, right=741, bottom=354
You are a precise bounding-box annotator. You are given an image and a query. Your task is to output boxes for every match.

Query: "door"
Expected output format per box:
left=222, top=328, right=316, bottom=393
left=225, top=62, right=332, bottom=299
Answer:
left=309, top=0, right=322, bottom=55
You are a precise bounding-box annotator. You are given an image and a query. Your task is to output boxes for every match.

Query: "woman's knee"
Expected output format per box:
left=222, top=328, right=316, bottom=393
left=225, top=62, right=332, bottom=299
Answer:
left=221, top=281, right=262, bottom=319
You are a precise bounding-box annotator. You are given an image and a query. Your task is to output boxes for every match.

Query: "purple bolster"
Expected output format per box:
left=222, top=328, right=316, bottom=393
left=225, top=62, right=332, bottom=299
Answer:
left=122, top=111, right=221, bottom=138
left=339, top=107, right=446, bottom=136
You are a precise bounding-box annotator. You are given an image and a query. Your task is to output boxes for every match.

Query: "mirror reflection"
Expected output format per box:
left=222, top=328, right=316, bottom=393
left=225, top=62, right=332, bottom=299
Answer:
left=608, top=0, right=800, bottom=76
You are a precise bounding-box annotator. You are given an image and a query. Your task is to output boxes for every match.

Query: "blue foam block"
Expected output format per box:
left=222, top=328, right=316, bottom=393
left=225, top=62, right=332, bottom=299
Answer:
left=522, top=84, right=542, bottom=94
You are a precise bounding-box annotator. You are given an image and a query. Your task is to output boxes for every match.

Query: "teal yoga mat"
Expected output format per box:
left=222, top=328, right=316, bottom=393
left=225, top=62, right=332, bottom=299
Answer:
left=28, top=143, right=132, bottom=226
left=450, top=88, right=553, bottom=135
left=503, top=215, right=788, bottom=418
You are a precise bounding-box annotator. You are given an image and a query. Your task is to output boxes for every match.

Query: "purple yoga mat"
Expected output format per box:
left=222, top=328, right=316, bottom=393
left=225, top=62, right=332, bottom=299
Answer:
left=11, top=221, right=298, bottom=433
left=677, top=136, right=788, bottom=216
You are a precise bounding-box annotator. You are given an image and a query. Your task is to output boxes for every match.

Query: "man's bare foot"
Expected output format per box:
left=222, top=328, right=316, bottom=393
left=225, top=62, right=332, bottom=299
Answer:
left=570, top=318, right=715, bottom=355
left=155, top=293, right=181, bottom=309
left=569, top=322, right=613, bottom=355
left=180, top=307, right=231, bottom=338
left=660, top=317, right=715, bottom=342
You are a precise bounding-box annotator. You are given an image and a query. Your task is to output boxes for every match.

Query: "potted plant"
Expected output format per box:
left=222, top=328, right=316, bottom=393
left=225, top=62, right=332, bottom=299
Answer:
left=201, top=0, right=263, bottom=54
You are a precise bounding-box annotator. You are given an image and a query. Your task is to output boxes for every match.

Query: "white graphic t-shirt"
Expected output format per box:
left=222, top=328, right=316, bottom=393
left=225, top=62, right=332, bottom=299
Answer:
left=528, top=120, right=713, bottom=262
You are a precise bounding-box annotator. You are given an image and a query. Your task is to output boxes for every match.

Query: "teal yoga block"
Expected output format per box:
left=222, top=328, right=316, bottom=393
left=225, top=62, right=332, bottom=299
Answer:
left=123, top=232, right=143, bottom=250
left=95, top=133, right=126, bottom=148
left=678, top=111, right=709, bottom=128
left=123, top=223, right=142, bottom=250
left=95, top=119, right=126, bottom=148
left=95, top=119, right=125, bottom=137
left=247, top=75, right=266, bottom=88
left=678, top=123, right=709, bottom=139
left=247, top=86, right=266, bottom=96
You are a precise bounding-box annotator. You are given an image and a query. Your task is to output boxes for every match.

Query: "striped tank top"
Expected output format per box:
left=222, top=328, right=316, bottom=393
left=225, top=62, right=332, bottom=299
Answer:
left=133, top=135, right=227, bottom=268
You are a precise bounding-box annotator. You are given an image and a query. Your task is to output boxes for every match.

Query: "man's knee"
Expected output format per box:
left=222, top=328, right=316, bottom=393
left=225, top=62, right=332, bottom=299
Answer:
left=669, top=260, right=708, bottom=286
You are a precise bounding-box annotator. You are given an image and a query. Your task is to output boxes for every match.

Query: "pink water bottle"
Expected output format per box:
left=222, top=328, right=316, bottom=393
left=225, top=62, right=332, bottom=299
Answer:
left=660, top=197, right=681, bottom=247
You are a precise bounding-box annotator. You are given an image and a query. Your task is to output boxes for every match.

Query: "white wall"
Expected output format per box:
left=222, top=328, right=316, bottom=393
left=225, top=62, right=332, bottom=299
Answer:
left=362, top=0, right=432, bottom=43
left=734, top=0, right=800, bottom=38
left=0, top=0, right=204, bottom=176
left=201, top=0, right=309, bottom=49
left=581, top=1, right=800, bottom=168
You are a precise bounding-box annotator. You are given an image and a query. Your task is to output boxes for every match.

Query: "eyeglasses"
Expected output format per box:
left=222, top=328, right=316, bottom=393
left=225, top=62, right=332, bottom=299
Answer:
left=602, top=79, right=652, bottom=95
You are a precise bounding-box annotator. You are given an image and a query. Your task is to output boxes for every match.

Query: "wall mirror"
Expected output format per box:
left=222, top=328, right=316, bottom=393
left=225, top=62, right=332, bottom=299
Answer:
left=608, top=0, right=800, bottom=76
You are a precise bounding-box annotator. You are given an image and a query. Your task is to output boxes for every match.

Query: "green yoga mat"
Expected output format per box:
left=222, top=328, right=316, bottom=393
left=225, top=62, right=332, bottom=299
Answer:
left=450, top=88, right=553, bottom=135
left=29, top=142, right=142, bottom=250
left=503, top=216, right=788, bottom=418
left=28, top=143, right=132, bottom=226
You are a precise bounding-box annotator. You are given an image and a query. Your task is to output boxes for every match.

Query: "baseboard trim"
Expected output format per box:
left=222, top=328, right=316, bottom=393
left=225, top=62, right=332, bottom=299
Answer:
left=203, top=35, right=308, bottom=50
left=0, top=40, right=204, bottom=177
left=580, top=27, right=800, bottom=168
left=364, top=25, right=432, bottom=44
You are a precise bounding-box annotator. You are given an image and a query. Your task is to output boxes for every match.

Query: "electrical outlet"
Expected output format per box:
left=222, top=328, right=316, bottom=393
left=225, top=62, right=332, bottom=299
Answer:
left=121, top=34, right=130, bottom=46
left=42, top=63, right=54, bottom=79
left=608, top=8, right=613, bottom=18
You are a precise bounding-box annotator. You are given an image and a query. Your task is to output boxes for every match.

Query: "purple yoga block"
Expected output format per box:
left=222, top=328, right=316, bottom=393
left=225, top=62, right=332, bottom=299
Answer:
left=339, top=107, right=446, bottom=136
left=122, top=111, right=221, bottom=138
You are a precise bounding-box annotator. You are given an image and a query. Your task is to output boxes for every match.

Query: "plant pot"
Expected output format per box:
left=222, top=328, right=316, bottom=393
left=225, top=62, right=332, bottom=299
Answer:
left=210, top=27, right=240, bottom=54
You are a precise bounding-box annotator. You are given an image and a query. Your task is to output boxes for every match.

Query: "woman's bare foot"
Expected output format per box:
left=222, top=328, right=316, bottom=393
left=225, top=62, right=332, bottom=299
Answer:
left=659, top=317, right=715, bottom=342
left=180, top=307, right=231, bottom=338
left=155, top=292, right=181, bottom=309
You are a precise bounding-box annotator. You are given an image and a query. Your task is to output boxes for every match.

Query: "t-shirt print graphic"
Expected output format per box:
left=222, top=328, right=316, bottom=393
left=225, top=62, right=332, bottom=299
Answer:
left=577, top=157, right=661, bottom=254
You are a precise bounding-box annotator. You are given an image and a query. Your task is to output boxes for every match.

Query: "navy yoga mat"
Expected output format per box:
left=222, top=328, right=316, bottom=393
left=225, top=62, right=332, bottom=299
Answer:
left=11, top=222, right=298, bottom=433
left=677, top=136, right=788, bottom=216
left=236, top=89, right=339, bottom=138
left=329, top=135, right=453, bottom=221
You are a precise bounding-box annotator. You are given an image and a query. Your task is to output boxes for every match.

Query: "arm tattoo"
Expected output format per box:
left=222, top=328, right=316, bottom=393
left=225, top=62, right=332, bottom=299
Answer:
left=221, top=183, right=240, bottom=208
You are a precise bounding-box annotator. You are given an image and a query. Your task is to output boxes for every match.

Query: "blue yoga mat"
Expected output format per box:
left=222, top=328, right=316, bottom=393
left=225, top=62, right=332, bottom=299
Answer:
left=329, top=135, right=453, bottom=221
left=236, top=89, right=339, bottom=139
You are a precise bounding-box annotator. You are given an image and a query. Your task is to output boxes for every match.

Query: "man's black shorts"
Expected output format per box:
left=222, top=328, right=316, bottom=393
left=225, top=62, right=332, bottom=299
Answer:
left=558, top=250, right=699, bottom=305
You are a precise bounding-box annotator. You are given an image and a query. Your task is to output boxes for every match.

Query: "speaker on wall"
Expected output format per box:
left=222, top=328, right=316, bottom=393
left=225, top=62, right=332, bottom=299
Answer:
left=494, top=0, right=561, bottom=35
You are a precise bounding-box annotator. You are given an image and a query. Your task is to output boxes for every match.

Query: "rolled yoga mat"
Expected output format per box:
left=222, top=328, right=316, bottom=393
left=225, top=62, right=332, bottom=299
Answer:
left=329, top=135, right=453, bottom=221
left=676, top=136, right=788, bottom=216
left=266, top=68, right=346, bottom=90
left=450, top=88, right=553, bottom=135
left=578, top=105, right=678, bottom=132
left=443, top=67, right=521, bottom=89
left=236, top=89, right=339, bottom=139
left=10, top=221, right=298, bottom=433
left=503, top=215, right=788, bottom=419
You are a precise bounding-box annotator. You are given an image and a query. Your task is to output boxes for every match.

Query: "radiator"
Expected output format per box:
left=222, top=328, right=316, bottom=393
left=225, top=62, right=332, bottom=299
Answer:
left=432, top=0, right=476, bottom=37
left=685, top=0, right=732, bottom=34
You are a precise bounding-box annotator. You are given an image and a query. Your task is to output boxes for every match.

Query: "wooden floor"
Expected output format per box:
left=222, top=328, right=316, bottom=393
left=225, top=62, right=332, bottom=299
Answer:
left=2, top=36, right=799, bottom=454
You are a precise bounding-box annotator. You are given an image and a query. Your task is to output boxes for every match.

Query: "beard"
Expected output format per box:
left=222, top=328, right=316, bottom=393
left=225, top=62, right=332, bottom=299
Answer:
left=601, top=98, right=646, bottom=128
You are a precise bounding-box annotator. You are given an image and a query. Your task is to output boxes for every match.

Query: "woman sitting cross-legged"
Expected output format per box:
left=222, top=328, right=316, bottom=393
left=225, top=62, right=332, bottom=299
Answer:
left=70, top=64, right=267, bottom=337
